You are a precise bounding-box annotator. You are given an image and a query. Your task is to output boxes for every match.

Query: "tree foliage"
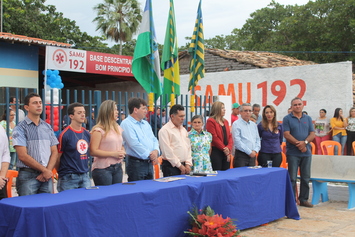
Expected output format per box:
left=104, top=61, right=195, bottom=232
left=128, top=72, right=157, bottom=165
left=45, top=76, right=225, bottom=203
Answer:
left=204, top=0, right=355, bottom=63
left=204, top=29, right=244, bottom=50
left=93, top=0, right=142, bottom=55
left=239, top=0, right=355, bottom=63
left=2, top=0, right=109, bottom=51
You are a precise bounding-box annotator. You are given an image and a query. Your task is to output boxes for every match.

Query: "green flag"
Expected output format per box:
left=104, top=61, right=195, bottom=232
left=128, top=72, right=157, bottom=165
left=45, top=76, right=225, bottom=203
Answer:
left=132, top=0, right=162, bottom=99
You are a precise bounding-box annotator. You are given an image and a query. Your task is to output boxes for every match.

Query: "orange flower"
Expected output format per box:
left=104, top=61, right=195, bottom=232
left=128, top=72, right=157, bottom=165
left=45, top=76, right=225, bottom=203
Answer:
left=185, top=206, right=240, bottom=237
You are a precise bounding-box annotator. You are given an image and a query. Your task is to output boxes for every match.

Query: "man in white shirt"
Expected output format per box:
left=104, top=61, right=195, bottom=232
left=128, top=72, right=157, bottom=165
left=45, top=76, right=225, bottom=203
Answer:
left=232, top=103, right=261, bottom=167
left=0, top=126, right=10, bottom=199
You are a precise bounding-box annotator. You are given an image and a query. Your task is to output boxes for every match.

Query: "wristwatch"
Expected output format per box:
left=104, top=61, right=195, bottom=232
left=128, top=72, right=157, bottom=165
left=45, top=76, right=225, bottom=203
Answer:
left=304, top=140, right=309, bottom=145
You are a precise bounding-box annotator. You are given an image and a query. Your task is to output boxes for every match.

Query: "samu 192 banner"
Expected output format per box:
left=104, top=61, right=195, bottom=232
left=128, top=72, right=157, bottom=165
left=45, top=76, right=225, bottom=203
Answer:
left=46, top=46, right=133, bottom=77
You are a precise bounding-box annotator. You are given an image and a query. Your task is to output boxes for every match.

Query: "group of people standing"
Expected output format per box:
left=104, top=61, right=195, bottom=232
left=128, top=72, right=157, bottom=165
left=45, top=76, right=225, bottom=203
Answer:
left=0, top=92, right=352, bottom=210
left=314, top=107, right=355, bottom=155
left=202, top=98, right=315, bottom=208
left=204, top=101, right=282, bottom=171
left=0, top=94, right=192, bottom=198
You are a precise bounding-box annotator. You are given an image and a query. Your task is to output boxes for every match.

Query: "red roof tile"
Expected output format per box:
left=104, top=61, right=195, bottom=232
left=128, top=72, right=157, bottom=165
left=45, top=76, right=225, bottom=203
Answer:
left=0, top=32, right=71, bottom=48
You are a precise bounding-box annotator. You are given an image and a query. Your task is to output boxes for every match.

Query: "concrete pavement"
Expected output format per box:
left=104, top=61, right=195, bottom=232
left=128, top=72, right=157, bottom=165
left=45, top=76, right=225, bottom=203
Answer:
left=241, top=184, right=355, bottom=236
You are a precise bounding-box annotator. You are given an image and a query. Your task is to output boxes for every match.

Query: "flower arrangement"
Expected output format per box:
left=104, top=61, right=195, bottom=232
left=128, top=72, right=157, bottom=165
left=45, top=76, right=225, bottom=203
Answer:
left=184, top=206, right=241, bottom=237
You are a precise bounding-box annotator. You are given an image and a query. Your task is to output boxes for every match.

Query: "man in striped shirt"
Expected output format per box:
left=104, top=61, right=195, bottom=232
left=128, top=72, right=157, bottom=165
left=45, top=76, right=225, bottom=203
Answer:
left=13, top=93, right=59, bottom=196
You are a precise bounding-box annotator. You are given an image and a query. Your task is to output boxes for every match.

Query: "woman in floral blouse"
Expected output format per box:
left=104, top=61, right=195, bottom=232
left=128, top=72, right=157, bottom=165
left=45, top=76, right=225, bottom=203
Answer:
left=188, top=115, right=213, bottom=173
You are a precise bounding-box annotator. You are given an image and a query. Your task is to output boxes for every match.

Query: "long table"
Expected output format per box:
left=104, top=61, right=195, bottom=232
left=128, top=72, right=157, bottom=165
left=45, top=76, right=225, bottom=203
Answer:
left=0, top=167, right=299, bottom=237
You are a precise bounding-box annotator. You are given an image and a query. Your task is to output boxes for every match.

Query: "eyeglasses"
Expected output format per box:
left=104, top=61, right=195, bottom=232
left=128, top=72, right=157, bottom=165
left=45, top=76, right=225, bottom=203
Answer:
left=293, top=103, right=303, bottom=106
left=243, top=110, right=252, bottom=113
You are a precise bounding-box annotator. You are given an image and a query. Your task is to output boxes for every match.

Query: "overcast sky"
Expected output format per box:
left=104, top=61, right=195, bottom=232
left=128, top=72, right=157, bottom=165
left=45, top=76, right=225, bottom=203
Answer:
left=45, top=0, right=311, bottom=47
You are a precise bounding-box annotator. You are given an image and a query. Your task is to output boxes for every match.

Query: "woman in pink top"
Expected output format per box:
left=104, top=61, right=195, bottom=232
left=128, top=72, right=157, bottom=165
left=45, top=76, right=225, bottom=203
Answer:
left=90, top=100, right=126, bottom=185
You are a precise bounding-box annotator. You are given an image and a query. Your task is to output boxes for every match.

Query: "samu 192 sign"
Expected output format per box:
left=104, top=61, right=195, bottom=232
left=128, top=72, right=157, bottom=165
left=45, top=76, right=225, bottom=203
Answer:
left=46, top=46, right=133, bottom=77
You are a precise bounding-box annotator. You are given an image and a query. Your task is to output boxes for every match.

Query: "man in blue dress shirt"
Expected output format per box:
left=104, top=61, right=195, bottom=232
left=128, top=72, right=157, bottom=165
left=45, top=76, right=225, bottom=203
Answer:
left=120, top=98, right=160, bottom=181
left=232, top=103, right=261, bottom=167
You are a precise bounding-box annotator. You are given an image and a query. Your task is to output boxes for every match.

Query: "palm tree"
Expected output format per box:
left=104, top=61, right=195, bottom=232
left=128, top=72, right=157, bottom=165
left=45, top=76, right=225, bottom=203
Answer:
left=93, top=0, right=142, bottom=55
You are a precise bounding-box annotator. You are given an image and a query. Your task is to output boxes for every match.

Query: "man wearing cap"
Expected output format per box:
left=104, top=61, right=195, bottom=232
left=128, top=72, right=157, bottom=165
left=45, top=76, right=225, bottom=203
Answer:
left=120, top=111, right=126, bottom=121
left=231, top=103, right=240, bottom=125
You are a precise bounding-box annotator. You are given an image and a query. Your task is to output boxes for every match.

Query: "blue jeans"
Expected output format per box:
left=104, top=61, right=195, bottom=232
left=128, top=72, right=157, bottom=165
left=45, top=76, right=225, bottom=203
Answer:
left=16, top=170, right=53, bottom=196
left=127, top=158, right=153, bottom=182
left=287, top=155, right=312, bottom=203
left=9, top=152, right=17, bottom=170
left=92, top=163, right=123, bottom=186
left=57, top=173, right=91, bottom=192
left=332, top=133, right=347, bottom=155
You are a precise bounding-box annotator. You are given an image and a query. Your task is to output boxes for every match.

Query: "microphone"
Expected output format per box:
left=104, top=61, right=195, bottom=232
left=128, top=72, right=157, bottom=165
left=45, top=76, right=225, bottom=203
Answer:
left=190, top=172, right=207, bottom=176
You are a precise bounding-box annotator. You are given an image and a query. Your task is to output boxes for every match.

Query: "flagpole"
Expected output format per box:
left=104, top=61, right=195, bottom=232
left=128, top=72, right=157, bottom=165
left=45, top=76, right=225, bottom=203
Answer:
left=149, top=0, right=154, bottom=94
left=1, top=0, right=3, bottom=32
left=149, top=0, right=155, bottom=110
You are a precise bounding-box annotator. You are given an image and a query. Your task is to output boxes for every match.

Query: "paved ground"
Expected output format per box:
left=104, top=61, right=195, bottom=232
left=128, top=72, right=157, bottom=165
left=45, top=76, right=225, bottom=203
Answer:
left=241, top=184, right=355, bottom=237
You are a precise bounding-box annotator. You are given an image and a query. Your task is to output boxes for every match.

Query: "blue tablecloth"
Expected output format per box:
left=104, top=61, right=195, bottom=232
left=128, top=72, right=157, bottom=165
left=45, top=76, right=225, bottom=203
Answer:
left=0, top=167, right=299, bottom=237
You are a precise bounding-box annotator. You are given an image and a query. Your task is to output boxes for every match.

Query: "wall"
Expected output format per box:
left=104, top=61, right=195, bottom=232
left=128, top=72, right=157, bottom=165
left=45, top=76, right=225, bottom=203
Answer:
left=0, top=42, right=39, bottom=89
left=180, top=61, right=353, bottom=121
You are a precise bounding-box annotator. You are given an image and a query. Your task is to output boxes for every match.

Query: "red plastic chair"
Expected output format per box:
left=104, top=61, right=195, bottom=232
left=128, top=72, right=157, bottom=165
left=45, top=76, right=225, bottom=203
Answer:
left=280, top=152, right=288, bottom=168
left=320, top=140, right=341, bottom=155
left=52, top=168, right=58, bottom=180
left=281, top=142, right=286, bottom=154
left=310, top=142, right=316, bottom=154
left=6, top=170, right=18, bottom=198
left=229, top=155, right=234, bottom=169
left=154, top=157, right=163, bottom=179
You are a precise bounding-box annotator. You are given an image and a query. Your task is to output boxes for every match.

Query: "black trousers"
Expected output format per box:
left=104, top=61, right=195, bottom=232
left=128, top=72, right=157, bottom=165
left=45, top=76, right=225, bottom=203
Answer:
left=233, top=150, right=256, bottom=167
left=0, top=181, right=8, bottom=200
left=257, top=152, right=282, bottom=167
left=162, top=160, right=184, bottom=177
left=210, top=147, right=230, bottom=171
left=346, top=130, right=355, bottom=155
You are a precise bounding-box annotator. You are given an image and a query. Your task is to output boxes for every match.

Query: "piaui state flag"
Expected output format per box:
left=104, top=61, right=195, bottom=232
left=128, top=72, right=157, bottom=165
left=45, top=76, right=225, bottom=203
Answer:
left=161, top=0, right=180, bottom=105
left=188, top=0, right=205, bottom=93
left=132, top=0, right=162, bottom=99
